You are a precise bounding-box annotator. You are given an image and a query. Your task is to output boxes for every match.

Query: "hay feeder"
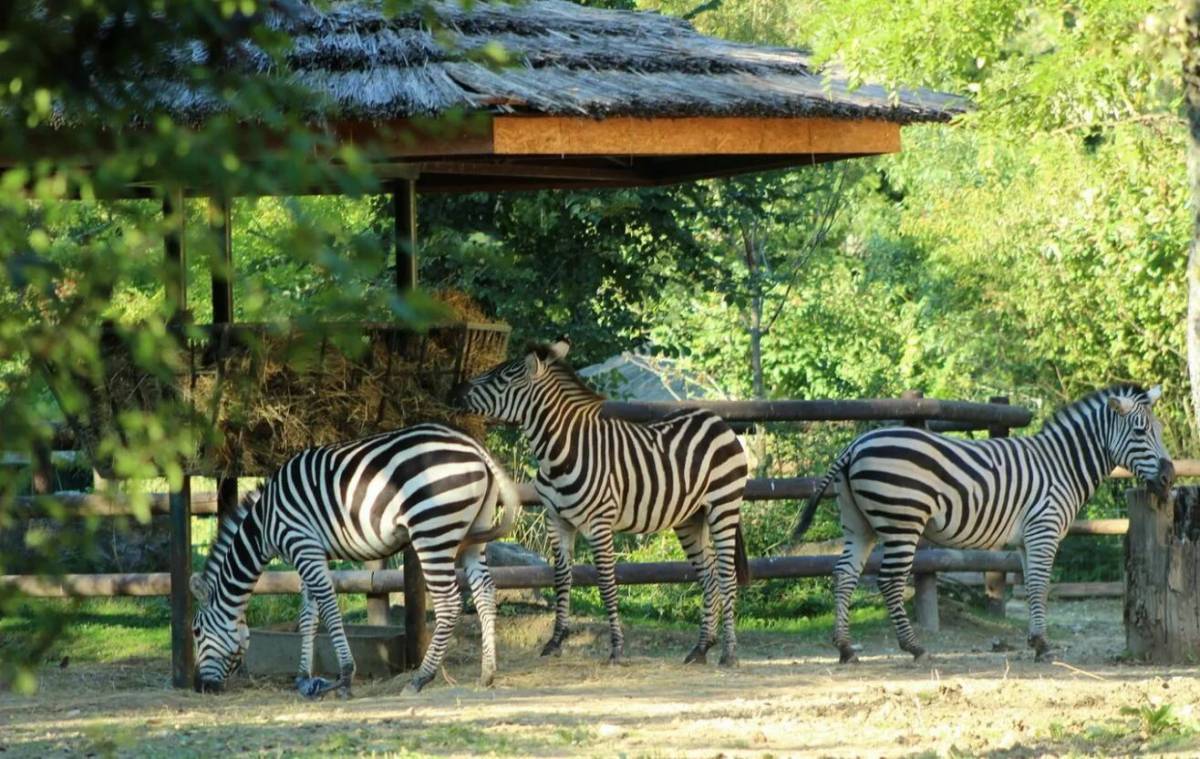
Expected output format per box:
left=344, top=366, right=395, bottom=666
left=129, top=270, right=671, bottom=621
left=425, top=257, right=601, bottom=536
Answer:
left=44, top=318, right=509, bottom=478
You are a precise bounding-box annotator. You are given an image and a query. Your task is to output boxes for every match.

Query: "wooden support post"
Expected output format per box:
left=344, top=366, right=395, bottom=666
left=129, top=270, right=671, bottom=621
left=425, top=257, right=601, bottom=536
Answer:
left=164, top=189, right=194, bottom=688
left=1125, top=486, right=1200, bottom=662
left=983, top=395, right=1010, bottom=616
left=393, top=179, right=417, bottom=292
left=403, top=546, right=428, bottom=667
left=163, top=190, right=187, bottom=321
left=393, top=177, right=427, bottom=662
left=914, top=571, right=939, bottom=632
left=901, top=389, right=938, bottom=627
left=31, top=441, right=53, bottom=495
left=899, top=389, right=926, bottom=429
left=170, top=477, right=194, bottom=688
left=210, top=196, right=238, bottom=524
left=365, top=558, right=391, bottom=625
left=211, top=196, right=233, bottom=328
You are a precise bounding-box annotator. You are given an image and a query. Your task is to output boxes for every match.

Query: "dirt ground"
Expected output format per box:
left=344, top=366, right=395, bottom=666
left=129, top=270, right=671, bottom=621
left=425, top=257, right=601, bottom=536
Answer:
left=2, top=598, right=1199, bottom=758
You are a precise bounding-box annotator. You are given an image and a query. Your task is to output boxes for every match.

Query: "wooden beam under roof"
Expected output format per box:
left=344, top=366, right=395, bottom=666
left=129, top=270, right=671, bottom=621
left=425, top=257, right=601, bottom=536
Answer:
left=1, top=115, right=903, bottom=196
left=488, top=116, right=901, bottom=157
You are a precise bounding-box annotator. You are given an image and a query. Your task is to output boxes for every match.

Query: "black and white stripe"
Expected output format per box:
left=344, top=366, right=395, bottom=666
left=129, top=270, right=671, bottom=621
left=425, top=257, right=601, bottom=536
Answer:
left=455, top=339, right=750, bottom=666
left=793, top=384, right=1174, bottom=663
left=190, top=423, right=521, bottom=696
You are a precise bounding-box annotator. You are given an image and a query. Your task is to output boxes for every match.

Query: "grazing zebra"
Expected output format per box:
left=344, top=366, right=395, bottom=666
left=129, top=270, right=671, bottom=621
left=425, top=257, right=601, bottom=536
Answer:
left=190, top=423, right=521, bottom=697
left=454, top=338, right=750, bottom=666
left=793, top=384, right=1174, bottom=664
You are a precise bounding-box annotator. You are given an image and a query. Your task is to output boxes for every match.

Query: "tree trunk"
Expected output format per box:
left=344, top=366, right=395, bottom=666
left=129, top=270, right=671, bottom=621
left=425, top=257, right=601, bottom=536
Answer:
left=749, top=293, right=765, bottom=401
left=1186, top=1, right=1200, bottom=434
left=1124, top=486, right=1200, bottom=663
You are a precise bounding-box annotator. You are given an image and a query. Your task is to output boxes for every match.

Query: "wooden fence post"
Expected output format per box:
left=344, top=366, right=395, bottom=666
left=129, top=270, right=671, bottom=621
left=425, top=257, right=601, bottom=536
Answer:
left=1125, top=486, right=1200, bottom=662
left=901, top=390, right=940, bottom=632
left=403, top=546, right=428, bottom=668
left=393, top=178, right=427, bottom=664
left=983, top=395, right=1010, bottom=616
left=365, top=557, right=391, bottom=625
left=164, top=189, right=194, bottom=689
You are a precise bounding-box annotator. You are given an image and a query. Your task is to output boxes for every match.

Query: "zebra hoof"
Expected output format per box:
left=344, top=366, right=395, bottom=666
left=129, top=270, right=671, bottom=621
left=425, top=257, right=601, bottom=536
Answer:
left=479, top=670, right=495, bottom=688
left=606, top=652, right=625, bottom=666
left=402, top=675, right=431, bottom=698
left=540, top=640, right=563, bottom=658
left=837, top=645, right=860, bottom=664
left=683, top=646, right=708, bottom=665
left=718, top=653, right=738, bottom=668
left=1028, top=634, right=1054, bottom=662
left=912, top=650, right=932, bottom=664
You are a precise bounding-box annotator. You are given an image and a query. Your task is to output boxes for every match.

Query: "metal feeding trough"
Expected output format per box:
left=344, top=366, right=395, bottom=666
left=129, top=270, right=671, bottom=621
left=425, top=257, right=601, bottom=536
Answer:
left=245, top=623, right=406, bottom=679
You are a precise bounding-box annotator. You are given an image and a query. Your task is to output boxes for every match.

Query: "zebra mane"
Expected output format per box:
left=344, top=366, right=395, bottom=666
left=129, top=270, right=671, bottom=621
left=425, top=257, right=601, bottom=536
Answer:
left=201, top=486, right=262, bottom=588
left=1042, top=383, right=1147, bottom=430
left=526, top=341, right=605, bottom=401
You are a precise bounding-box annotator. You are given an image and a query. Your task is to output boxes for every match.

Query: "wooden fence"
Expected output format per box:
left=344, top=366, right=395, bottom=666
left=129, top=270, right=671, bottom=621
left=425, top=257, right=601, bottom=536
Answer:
left=4, top=395, right=1183, bottom=686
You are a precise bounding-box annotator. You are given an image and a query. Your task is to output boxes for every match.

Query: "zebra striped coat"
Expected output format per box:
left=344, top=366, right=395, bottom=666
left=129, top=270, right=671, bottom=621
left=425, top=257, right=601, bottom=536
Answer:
left=190, top=424, right=520, bottom=697
left=455, top=339, right=750, bottom=666
left=793, top=384, right=1173, bottom=663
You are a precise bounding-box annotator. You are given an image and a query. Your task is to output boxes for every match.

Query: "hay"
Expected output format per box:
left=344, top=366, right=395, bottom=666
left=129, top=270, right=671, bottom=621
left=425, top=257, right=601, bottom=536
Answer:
left=52, top=292, right=508, bottom=478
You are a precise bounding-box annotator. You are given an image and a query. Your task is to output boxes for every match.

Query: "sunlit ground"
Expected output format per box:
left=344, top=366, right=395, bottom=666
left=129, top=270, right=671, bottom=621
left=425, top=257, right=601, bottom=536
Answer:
left=2, top=598, right=1199, bottom=757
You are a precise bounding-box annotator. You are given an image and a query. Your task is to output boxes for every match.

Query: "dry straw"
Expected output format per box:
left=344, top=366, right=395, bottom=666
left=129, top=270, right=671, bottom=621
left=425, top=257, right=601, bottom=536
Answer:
left=52, top=291, right=508, bottom=478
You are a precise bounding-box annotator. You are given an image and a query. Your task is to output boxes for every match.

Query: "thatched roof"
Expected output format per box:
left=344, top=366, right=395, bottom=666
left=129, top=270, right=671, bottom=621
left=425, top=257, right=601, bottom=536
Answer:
left=140, top=0, right=963, bottom=125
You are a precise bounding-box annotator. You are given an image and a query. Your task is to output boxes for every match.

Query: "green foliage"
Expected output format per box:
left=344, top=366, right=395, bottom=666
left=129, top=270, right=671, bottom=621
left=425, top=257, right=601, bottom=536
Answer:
left=0, top=1, right=437, bottom=692
left=1121, top=701, right=1191, bottom=739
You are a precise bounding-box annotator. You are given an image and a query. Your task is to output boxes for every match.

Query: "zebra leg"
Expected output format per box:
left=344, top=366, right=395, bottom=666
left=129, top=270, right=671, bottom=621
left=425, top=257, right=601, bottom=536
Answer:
left=831, top=497, right=876, bottom=664
left=675, top=513, right=718, bottom=664
left=403, top=549, right=463, bottom=695
left=541, top=513, right=576, bottom=657
left=296, top=584, right=319, bottom=682
left=876, top=537, right=928, bottom=661
left=294, top=551, right=356, bottom=698
left=706, top=505, right=741, bottom=667
left=588, top=523, right=625, bottom=663
left=461, top=543, right=499, bottom=687
left=1021, top=535, right=1062, bottom=662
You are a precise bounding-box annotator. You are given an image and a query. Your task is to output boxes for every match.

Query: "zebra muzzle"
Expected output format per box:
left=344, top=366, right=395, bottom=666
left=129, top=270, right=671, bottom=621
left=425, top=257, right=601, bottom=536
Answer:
left=1150, top=458, right=1175, bottom=499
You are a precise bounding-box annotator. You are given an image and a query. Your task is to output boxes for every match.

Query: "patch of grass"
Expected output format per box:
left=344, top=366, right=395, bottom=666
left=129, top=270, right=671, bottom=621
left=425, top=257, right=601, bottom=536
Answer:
left=0, top=597, right=169, bottom=664
left=0, top=592, right=373, bottom=667
left=1121, top=701, right=1186, bottom=738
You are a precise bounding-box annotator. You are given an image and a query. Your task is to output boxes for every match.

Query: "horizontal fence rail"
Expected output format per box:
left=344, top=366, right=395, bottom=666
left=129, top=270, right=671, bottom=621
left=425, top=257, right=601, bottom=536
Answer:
left=601, top=398, right=1033, bottom=427
left=0, top=548, right=1023, bottom=598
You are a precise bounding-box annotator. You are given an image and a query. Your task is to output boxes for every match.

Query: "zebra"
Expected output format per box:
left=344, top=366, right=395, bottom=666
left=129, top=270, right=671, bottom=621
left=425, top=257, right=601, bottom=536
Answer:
left=453, top=338, right=750, bottom=666
left=190, top=423, right=521, bottom=697
left=793, top=384, right=1174, bottom=664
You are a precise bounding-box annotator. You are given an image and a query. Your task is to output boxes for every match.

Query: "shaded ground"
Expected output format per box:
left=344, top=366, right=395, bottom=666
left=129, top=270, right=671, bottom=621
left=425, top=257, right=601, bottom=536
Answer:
left=2, top=599, right=1198, bottom=757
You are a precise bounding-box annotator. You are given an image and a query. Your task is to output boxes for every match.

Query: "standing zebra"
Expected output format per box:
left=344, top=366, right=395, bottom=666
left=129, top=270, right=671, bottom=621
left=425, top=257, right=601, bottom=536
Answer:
left=793, top=384, right=1173, bottom=663
left=454, top=338, right=750, bottom=666
left=190, top=423, right=521, bottom=697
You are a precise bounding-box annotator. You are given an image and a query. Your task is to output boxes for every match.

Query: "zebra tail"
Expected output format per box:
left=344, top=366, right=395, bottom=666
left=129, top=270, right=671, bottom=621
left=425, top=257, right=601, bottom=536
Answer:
left=791, top=445, right=852, bottom=541
left=462, top=456, right=523, bottom=546
left=734, top=522, right=751, bottom=586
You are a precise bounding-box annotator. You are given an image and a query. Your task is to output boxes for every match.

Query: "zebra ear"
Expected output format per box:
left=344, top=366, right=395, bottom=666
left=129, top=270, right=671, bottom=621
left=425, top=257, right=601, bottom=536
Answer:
left=1108, top=396, right=1136, bottom=416
left=524, top=351, right=544, bottom=377
left=189, top=574, right=212, bottom=605
left=547, top=339, right=570, bottom=361
left=1146, top=385, right=1163, bottom=404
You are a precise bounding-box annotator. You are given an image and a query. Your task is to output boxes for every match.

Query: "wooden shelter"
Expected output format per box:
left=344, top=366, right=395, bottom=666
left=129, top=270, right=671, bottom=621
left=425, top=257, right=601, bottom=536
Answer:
left=25, top=0, right=964, bottom=688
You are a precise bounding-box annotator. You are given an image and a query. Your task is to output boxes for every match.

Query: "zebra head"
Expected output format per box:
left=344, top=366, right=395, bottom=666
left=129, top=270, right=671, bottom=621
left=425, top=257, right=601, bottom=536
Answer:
left=190, top=574, right=250, bottom=693
left=1104, top=385, right=1173, bottom=499
left=453, top=338, right=572, bottom=422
